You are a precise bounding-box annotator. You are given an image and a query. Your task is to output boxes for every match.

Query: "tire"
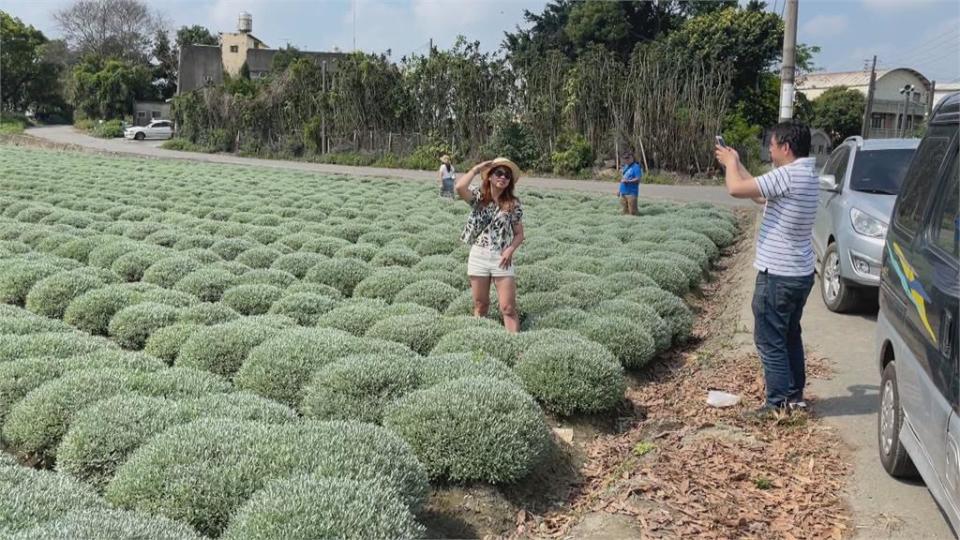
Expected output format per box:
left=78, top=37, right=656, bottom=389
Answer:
left=820, top=242, right=859, bottom=312
left=878, top=361, right=919, bottom=478
left=134, top=132, right=145, bottom=141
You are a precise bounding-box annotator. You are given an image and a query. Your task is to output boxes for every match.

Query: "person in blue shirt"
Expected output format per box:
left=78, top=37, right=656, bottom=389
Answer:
left=619, top=151, right=642, bottom=215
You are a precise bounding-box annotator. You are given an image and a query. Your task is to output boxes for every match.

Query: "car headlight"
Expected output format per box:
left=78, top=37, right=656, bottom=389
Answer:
left=850, top=208, right=887, bottom=238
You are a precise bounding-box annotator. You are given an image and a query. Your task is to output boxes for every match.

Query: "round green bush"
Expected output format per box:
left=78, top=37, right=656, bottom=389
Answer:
left=52, top=236, right=109, bottom=263
left=268, top=292, right=338, bottom=326
left=222, top=284, right=283, bottom=316
left=25, top=268, right=117, bottom=319
left=0, top=332, right=113, bottom=363
left=0, top=315, right=71, bottom=335
left=578, top=315, right=656, bottom=369
left=623, top=287, right=694, bottom=343
left=108, top=303, right=180, bottom=349
left=333, top=242, right=379, bottom=262
left=209, top=260, right=251, bottom=275
left=111, top=249, right=169, bottom=282
left=556, top=279, right=618, bottom=310
left=301, top=235, right=351, bottom=256
left=141, top=257, right=202, bottom=288
left=143, top=323, right=201, bottom=363
left=177, top=302, right=239, bottom=325
left=353, top=267, right=418, bottom=302
left=592, top=299, right=671, bottom=353
left=106, top=419, right=429, bottom=537
left=9, top=508, right=205, bottom=540
left=300, top=354, right=420, bottom=424
left=517, top=292, right=576, bottom=326
left=430, top=327, right=520, bottom=365
left=63, top=285, right=144, bottom=335
left=222, top=475, right=424, bottom=540
left=533, top=307, right=597, bottom=330
left=210, top=238, right=257, bottom=261
left=417, top=269, right=467, bottom=290
left=371, top=245, right=420, bottom=268
left=304, top=258, right=372, bottom=296
left=0, top=351, right=166, bottom=422
left=646, top=251, right=702, bottom=289
left=2, top=367, right=229, bottom=463
left=413, top=234, right=459, bottom=257
left=419, top=352, right=521, bottom=387
left=393, top=279, right=460, bottom=312
left=659, top=240, right=710, bottom=270
left=236, top=268, right=297, bottom=288
left=413, top=254, right=460, bottom=273
left=313, top=301, right=387, bottom=336
left=0, top=460, right=105, bottom=535
left=173, top=267, right=239, bottom=302
left=282, top=281, right=342, bottom=299
left=86, top=240, right=142, bottom=269
left=57, top=392, right=297, bottom=489
left=513, top=340, right=626, bottom=416
left=235, top=246, right=281, bottom=269
left=178, top=246, right=221, bottom=262
left=0, top=259, right=61, bottom=305
left=138, top=287, right=199, bottom=308
left=365, top=313, right=446, bottom=355
left=599, top=271, right=658, bottom=291
left=443, top=289, right=501, bottom=321
left=603, top=256, right=688, bottom=296
left=383, top=376, right=551, bottom=483
left=176, top=320, right=285, bottom=378
left=270, top=252, right=326, bottom=279
left=235, top=327, right=415, bottom=408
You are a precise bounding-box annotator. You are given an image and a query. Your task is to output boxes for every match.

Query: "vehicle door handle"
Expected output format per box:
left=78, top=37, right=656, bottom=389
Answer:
left=941, top=309, right=956, bottom=357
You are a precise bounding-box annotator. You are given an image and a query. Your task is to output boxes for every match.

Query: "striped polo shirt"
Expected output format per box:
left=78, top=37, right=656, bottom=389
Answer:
left=754, top=157, right=819, bottom=277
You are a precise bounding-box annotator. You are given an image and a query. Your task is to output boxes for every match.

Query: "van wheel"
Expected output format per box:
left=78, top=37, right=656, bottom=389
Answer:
left=821, top=243, right=859, bottom=312
left=134, top=132, right=145, bottom=141
left=878, top=361, right=919, bottom=478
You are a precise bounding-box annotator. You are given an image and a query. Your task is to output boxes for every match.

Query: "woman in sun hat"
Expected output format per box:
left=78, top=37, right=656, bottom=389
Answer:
left=438, top=155, right=456, bottom=198
left=455, top=157, right=524, bottom=333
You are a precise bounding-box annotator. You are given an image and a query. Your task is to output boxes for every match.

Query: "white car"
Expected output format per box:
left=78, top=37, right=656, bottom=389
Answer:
left=124, top=120, right=174, bottom=141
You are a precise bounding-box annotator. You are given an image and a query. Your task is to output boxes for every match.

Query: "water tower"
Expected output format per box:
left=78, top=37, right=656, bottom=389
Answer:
left=238, top=12, right=253, bottom=33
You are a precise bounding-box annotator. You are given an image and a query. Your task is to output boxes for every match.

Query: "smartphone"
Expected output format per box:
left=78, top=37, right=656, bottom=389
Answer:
left=715, top=135, right=727, bottom=147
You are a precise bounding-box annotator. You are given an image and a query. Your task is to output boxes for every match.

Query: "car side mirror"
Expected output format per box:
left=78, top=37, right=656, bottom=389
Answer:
left=819, top=174, right=839, bottom=192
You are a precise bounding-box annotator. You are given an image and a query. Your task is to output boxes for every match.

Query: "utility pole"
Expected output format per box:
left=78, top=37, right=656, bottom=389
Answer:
left=428, top=38, right=433, bottom=58
left=861, top=56, right=877, bottom=139
left=352, top=0, right=357, bottom=51
left=927, top=81, right=936, bottom=119
left=778, top=0, right=799, bottom=122
left=899, top=84, right=914, bottom=137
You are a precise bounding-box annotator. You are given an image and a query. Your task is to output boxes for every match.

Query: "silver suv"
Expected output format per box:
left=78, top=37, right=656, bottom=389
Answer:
left=812, top=137, right=920, bottom=312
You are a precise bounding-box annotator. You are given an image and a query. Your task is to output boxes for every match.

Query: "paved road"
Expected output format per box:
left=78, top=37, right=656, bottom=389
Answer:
left=24, top=126, right=751, bottom=207
left=803, top=282, right=956, bottom=539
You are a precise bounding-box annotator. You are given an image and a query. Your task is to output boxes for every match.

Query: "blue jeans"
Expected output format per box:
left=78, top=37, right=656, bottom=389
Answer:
left=752, top=271, right=815, bottom=407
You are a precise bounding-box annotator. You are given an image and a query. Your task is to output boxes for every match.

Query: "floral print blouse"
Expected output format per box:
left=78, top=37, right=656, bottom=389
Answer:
left=460, top=185, right=524, bottom=251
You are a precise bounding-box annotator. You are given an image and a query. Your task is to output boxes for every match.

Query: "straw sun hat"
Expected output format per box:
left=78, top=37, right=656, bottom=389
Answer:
left=481, top=157, right=522, bottom=183
left=440, top=155, right=451, bottom=164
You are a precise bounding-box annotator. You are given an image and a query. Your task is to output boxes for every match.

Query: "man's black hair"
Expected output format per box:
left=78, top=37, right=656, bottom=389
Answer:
left=771, top=121, right=811, bottom=157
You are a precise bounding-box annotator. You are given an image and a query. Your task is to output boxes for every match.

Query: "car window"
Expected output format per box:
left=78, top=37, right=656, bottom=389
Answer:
left=849, top=149, right=916, bottom=195
left=833, top=147, right=851, bottom=185
left=822, top=146, right=848, bottom=177
left=931, top=156, right=959, bottom=257
left=894, top=133, right=951, bottom=234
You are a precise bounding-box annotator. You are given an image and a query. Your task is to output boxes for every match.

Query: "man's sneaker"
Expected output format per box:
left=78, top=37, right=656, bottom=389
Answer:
left=787, top=400, right=808, bottom=411
left=741, top=404, right=789, bottom=421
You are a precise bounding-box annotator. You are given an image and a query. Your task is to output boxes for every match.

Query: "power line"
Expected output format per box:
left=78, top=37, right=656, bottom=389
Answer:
left=880, top=27, right=960, bottom=66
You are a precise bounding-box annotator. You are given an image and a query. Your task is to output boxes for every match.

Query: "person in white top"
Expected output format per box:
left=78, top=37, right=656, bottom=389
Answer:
left=715, top=121, right=819, bottom=419
left=438, top=155, right=456, bottom=198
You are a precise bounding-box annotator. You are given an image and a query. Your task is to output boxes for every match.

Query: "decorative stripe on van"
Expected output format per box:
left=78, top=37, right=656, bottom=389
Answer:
left=887, top=242, right=937, bottom=342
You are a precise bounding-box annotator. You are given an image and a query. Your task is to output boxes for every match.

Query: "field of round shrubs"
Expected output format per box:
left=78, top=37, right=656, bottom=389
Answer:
left=0, top=145, right=737, bottom=538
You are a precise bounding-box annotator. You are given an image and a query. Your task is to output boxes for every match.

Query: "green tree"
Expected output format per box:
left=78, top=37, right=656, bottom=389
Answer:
left=69, top=57, right=153, bottom=119
left=564, top=2, right=631, bottom=55
left=53, top=0, right=160, bottom=63
left=810, top=86, right=864, bottom=144
left=175, top=25, right=219, bottom=49
left=667, top=6, right=783, bottom=125
left=0, top=11, right=66, bottom=114
left=151, top=29, right=177, bottom=100
left=271, top=45, right=304, bottom=73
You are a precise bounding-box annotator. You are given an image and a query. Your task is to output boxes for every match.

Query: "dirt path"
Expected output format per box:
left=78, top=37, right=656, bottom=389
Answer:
left=24, top=126, right=751, bottom=208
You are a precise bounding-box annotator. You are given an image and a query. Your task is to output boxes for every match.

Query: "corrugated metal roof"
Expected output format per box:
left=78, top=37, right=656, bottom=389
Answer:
left=798, top=70, right=888, bottom=90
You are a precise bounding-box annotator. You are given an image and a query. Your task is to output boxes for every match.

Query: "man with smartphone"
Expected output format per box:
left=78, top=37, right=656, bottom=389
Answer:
left=714, top=121, right=818, bottom=419
left=619, top=151, right=642, bottom=215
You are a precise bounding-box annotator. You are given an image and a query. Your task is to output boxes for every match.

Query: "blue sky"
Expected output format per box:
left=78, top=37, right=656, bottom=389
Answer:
left=2, top=0, right=958, bottom=82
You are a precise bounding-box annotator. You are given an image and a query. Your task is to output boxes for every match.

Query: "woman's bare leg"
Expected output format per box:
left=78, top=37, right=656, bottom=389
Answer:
left=493, top=276, right=519, bottom=333
left=470, top=276, right=491, bottom=317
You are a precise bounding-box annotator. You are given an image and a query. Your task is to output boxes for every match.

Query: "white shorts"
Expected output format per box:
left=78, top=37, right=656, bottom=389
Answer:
left=467, top=245, right=515, bottom=278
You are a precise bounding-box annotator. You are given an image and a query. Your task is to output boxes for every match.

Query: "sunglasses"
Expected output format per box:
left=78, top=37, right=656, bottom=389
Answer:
left=491, top=168, right=512, bottom=180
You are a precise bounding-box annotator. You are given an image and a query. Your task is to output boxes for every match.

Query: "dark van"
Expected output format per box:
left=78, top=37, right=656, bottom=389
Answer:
left=876, top=91, right=959, bottom=534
